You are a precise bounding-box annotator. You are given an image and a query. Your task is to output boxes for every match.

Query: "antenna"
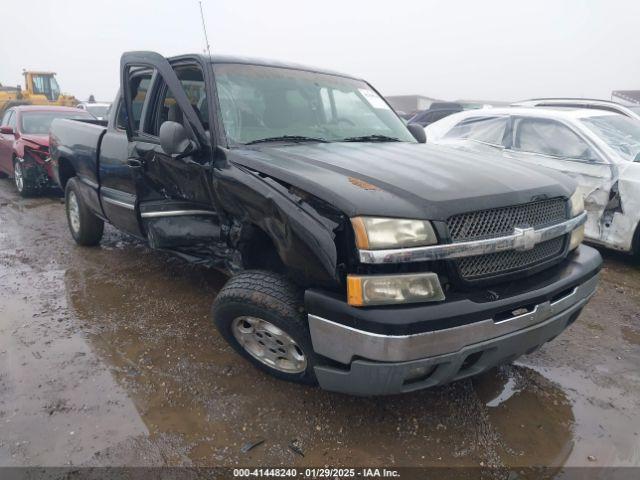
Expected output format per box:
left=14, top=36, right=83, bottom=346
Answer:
left=199, top=0, right=212, bottom=59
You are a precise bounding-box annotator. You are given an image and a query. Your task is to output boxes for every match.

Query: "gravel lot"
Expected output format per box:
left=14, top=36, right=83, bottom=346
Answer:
left=0, top=179, right=639, bottom=475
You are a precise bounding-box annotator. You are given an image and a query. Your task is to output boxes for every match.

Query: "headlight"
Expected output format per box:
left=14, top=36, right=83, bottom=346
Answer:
left=569, top=190, right=584, bottom=217
left=568, top=190, right=585, bottom=251
left=351, top=217, right=437, bottom=249
left=570, top=224, right=585, bottom=250
left=347, top=273, right=445, bottom=306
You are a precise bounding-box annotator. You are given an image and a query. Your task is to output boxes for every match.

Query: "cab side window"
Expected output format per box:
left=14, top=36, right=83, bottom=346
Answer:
left=117, top=73, right=152, bottom=131
left=145, top=65, right=208, bottom=136
left=513, top=118, right=596, bottom=160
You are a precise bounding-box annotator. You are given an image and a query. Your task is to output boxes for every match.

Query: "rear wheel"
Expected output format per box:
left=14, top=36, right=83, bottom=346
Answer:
left=13, top=159, right=36, bottom=197
left=65, top=177, right=104, bottom=246
left=212, top=270, right=318, bottom=385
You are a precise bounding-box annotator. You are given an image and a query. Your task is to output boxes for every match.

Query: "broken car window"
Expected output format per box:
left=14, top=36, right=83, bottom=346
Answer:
left=513, top=118, right=596, bottom=160
left=581, top=114, right=640, bottom=162
left=213, top=64, right=415, bottom=145
left=444, top=116, right=507, bottom=146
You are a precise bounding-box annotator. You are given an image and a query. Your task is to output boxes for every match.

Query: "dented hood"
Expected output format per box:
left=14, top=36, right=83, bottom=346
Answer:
left=20, top=134, right=49, bottom=149
left=230, top=142, right=575, bottom=220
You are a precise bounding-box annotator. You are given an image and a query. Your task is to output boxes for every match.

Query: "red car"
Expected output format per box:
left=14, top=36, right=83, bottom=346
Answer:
left=0, top=106, right=93, bottom=196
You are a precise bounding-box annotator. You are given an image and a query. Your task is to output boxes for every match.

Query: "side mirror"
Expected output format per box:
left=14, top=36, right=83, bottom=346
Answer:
left=0, top=126, right=14, bottom=135
left=159, top=121, right=196, bottom=157
left=407, top=123, right=426, bottom=143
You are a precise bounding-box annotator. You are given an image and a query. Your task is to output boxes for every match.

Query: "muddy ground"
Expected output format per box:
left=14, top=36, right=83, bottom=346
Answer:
left=0, top=179, right=639, bottom=476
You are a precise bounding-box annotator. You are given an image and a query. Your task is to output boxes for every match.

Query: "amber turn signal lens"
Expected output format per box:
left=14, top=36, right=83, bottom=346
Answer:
left=350, top=217, right=370, bottom=249
left=347, top=275, right=364, bottom=306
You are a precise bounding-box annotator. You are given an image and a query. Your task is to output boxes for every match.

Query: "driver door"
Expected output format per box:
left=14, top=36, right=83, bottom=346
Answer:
left=503, top=116, right=615, bottom=239
left=120, top=52, right=221, bottom=252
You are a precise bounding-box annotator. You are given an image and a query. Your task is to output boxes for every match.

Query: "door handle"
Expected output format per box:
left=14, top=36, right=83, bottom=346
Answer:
left=127, top=158, right=144, bottom=169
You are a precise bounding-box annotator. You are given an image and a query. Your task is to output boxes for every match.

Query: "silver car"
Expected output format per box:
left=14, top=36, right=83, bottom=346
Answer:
left=426, top=107, right=640, bottom=255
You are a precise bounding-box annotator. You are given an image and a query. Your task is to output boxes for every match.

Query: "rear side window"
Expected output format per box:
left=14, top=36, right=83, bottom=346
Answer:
left=117, top=74, right=152, bottom=131
left=513, top=118, right=595, bottom=159
left=445, top=116, right=507, bottom=145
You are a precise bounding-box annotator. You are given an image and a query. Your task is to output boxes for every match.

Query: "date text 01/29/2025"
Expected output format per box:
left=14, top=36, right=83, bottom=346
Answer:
left=232, top=468, right=401, bottom=478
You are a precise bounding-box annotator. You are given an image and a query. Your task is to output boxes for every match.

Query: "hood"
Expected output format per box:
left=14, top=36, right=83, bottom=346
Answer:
left=229, top=142, right=575, bottom=220
left=20, top=134, right=49, bottom=149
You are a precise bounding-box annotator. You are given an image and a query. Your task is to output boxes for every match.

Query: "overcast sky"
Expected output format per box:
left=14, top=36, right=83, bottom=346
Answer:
left=1, top=0, right=637, bottom=103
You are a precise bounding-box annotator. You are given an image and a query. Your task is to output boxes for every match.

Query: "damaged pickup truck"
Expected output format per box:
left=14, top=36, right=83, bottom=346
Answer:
left=50, top=51, right=601, bottom=395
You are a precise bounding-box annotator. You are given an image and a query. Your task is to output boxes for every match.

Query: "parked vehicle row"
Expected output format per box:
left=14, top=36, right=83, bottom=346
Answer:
left=76, top=101, right=111, bottom=120
left=425, top=106, right=640, bottom=256
left=0, top=106, right=93, bottom=195
left=40, top=51, right=602, bottom=396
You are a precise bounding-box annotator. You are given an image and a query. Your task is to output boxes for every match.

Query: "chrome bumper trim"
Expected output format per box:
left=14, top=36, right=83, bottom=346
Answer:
left=358, top=211, right=587, bottom=264
left=141, top=209, right=217, bottom=218
left=309, top=273, right=598, bottom=364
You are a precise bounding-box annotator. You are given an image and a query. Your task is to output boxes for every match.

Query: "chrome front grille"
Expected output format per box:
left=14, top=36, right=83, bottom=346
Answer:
left=447, top=198, right=568, bottom=280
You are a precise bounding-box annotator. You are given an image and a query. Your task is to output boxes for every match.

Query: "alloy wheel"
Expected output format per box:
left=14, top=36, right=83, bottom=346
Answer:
left=231, top=316, right=307, bottom=373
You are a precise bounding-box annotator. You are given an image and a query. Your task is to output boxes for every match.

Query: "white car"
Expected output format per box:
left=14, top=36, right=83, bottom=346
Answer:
left=426, top=107, right=640, bottom=255
left=76, top=102, right=111, bottom=120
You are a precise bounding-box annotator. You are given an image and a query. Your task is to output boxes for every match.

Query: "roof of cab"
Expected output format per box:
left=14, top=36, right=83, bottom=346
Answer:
left=172, top=53, right=363, bottom=81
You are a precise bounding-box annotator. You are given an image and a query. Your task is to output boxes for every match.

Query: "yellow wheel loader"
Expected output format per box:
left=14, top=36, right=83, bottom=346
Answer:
left=0, top=71, right=78, bottom=115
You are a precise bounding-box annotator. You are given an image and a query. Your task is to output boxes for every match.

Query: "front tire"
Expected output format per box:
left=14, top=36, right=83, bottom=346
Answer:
left=212, top=271, right=318, bottom=385
left=13, top=159, right=36, bottom=197
left=65, top=177, right=104, bottom=246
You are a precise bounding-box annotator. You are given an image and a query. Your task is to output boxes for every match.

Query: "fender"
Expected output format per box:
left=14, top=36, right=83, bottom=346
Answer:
left=214, top=160, right=345, bottom=288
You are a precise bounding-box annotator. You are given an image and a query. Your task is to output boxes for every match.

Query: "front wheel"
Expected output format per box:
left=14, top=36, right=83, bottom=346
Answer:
left=212, top=271, right=319, bottom=385
left=13, top=160, right=36, bottom=197
left=65, top=177, right=104, bottom=246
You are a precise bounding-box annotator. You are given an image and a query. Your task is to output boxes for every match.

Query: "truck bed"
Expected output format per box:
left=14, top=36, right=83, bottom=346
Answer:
left=50, top=118, right=107, bottom=188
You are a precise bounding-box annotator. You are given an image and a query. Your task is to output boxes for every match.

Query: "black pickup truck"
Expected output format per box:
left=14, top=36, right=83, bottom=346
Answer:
left=50, top=51, right=601, bottom=395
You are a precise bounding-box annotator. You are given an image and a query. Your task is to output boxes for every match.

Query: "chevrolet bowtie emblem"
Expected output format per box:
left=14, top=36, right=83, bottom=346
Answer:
left=513, top=227, right=537, bottom=251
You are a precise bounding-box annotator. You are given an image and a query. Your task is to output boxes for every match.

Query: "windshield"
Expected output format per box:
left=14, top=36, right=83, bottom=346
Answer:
left=20, top=111, right=92, bottom=135
left=213, top=64, right=415, bottom=145
left=86, top=105, right=109, bottom=117
left=581, top=114, right=640, bottom=161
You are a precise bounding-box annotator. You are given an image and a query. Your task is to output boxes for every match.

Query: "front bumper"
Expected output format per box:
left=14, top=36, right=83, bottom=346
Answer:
left=306, top=245, right=601, bottom=395
left=18, top=154, right=54, bottom=188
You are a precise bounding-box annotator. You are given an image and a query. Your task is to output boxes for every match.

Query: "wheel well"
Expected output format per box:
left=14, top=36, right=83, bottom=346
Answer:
left=240, top=226, right=285, bottom=273
left=57, top=158, right=76, bottom=189
left=632, top=221, right=640, bottom=257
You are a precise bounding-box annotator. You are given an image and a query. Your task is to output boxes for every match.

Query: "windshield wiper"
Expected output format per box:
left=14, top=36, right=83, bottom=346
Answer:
left=244, top=135, right=329, bottom=145
left=340, top=134, right=402, bottom=142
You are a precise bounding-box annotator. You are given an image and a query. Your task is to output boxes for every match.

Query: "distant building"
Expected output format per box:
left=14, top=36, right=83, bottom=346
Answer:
left=611, top=90, right=640, bottom=105
left=385, top=95, right=441, bottom=114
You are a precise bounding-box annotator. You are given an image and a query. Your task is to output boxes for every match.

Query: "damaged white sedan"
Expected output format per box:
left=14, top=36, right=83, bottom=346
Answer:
left=426, top=107, right=640, bottom=254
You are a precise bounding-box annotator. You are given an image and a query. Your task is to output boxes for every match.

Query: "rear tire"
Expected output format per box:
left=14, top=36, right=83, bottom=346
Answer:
left=65, top=177, right=104, bottom=246
left=212, top=270, right=318, bottom=385
left=13, top=159, right=37, bottom=197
